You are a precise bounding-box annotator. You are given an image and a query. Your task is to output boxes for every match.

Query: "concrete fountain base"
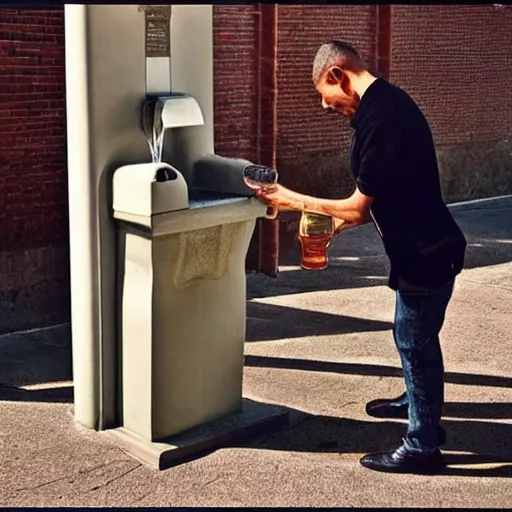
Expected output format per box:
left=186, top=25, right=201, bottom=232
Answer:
left=107, top=398, right=289, bottom=470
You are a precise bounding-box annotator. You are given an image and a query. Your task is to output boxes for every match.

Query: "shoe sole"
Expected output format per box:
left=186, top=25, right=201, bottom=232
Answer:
left=359, top=457, right=446, bottom=475
left=360, top=463, right=445, bottom=475
left=365, top=407, right=409, bottom=419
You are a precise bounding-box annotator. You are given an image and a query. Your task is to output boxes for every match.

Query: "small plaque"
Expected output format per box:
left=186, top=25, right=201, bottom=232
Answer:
left=139, top=5, right=172, bottom=58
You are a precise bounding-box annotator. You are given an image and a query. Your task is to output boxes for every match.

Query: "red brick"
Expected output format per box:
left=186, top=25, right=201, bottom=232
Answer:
left=0, top=8, right=67, bottom=252
left=212, top=5, right=259, bottom=162
left=390, top=5, right=512, bottom=146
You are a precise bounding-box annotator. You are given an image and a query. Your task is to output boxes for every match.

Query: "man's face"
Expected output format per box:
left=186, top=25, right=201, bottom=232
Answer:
left=315, top=69, right=360, bottom=118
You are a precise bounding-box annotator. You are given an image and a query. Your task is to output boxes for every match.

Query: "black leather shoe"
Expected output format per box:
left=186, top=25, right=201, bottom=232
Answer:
left=366, top=392, right=409, bottom=418
left=360, top=442, right=445, bottom=475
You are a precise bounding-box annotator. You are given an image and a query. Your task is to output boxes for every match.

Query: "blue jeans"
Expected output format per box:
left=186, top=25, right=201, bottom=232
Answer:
left=393, top=279, right=455, bottom=452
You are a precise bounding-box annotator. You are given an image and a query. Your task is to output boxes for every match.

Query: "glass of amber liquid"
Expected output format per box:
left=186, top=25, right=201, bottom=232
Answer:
left=298, top=212, right=335, bottom=270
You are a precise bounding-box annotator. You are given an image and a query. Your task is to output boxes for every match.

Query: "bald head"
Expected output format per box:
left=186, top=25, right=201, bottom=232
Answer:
left=312, top=41, right=366, bottom=85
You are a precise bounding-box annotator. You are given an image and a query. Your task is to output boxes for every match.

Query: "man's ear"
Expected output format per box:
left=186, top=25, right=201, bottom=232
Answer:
left=328, top=66, right=353, bottom=96
left=326, top=66, right=344, bottom=84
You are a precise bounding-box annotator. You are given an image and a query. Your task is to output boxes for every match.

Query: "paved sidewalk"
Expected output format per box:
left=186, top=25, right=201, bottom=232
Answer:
left=1, top=196, right=512, bottom=507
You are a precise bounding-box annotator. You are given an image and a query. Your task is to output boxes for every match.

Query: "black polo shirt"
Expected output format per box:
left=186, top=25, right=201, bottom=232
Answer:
left=350, top=78, right=467, bottom=291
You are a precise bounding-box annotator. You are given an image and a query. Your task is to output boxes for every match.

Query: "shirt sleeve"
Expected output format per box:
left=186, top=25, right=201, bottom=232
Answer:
left=356, top=119, right=397, bottom=198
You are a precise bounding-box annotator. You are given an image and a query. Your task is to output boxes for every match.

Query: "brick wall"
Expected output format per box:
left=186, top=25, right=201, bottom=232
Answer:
left=1, top=6, right=511, bottom=330
left=0, top=9, right=68, bottom=250
left=390, top=5, right=512, bottom=147
left=212, top=5, right=259, bottom=162
left=390, top=5, right=512, bottom=202
left=0, top=9, right=70, bottom=332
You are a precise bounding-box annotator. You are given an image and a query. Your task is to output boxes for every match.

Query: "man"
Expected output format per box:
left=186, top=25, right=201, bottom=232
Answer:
left=257, top=41, right=467, bottom=474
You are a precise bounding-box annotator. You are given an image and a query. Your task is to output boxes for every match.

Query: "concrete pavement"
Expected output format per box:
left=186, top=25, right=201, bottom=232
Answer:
left=1, top=196, right=511, bottom=507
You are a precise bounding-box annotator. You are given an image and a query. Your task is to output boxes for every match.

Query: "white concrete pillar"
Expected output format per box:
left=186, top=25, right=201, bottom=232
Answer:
left=65, top=5, right=152, bottom=429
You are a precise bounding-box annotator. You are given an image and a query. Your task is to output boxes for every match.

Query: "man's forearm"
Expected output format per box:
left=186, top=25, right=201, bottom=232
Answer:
left=302, top=195, right=366, bottom=224
left=266, top=185, right=370, bottom=225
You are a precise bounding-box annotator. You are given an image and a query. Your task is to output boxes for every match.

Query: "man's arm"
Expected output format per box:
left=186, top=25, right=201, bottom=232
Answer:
left=303, top=187, right=373, bottom=226
left=256, top=184, right=373, bottom=227
left=256, top=119, right=395, bottom=225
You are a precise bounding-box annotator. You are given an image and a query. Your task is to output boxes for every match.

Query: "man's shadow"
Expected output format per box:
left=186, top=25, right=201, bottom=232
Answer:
left=247, top=408, right=512, bottom=477
left=243, top=355, right=512, bottom=477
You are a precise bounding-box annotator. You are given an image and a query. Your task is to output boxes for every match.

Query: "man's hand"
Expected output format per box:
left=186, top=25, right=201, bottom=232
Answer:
left=334, top=218, right=357, bottom=234
left=334, top=218, right=346, bottom=233
left=256, top=183, right=305, bottom=212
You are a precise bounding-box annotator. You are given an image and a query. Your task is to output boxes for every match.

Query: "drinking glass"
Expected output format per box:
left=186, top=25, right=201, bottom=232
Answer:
left=298, top=211, right=335, bottom=270
left=242, top=164, right=278, bottom=190
left=243, top=164, right=279, bottom=217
